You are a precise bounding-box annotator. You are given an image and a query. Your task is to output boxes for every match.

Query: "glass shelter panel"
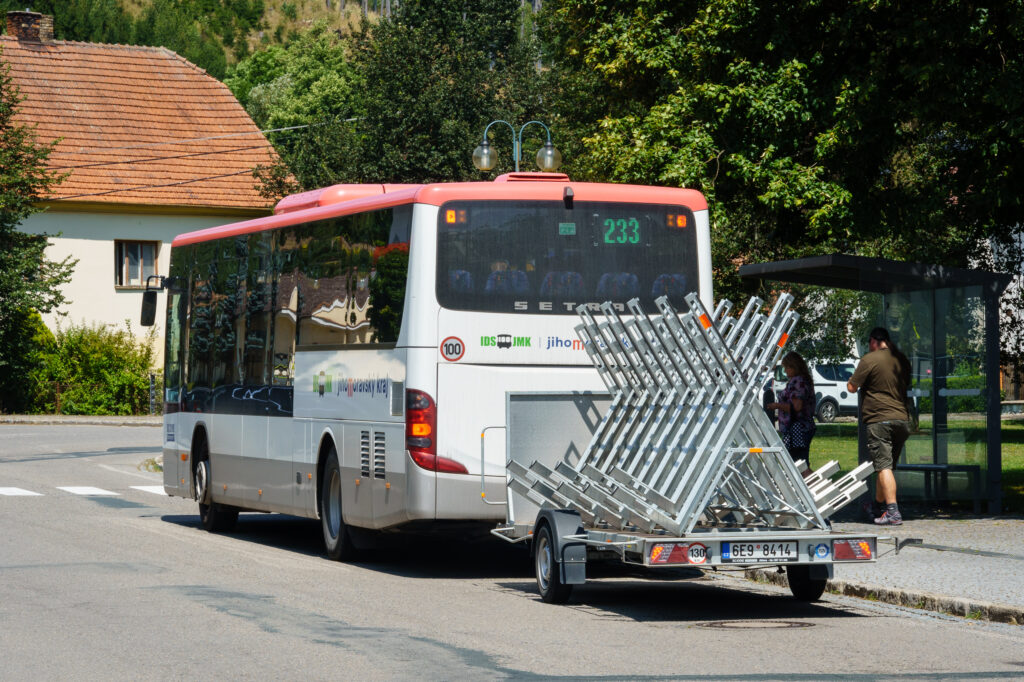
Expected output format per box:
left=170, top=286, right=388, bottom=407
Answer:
left=883, top=286, right=987, bottom=505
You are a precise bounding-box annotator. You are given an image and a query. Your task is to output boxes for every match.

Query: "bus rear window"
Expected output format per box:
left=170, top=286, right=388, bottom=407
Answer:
left=436, top=200, right=698, bottom=314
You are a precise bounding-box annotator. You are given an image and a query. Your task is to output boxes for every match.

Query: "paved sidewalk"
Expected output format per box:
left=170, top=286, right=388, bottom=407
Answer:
left=0, top=414, right=161, bottom=427
left=746, top=515, right=1024, bottom=624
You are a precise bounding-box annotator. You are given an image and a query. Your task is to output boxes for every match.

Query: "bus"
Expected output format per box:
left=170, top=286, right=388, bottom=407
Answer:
left=146, top=172, right=710, bottom=560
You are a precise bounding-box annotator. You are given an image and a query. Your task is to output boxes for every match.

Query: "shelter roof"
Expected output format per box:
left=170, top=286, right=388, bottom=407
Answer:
left=739, top=253, right=1011, bottom=296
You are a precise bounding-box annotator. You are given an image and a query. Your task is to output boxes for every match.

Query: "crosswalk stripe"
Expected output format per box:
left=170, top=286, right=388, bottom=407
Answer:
left=57, top=486, right=119, bottom=496
left=0, top=487, right=43, bottom=496
left=130, top=485, right=167, bottom=495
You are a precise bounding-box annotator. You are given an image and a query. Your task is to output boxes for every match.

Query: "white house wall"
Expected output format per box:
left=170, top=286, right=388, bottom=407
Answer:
left=19, top=209, right=255, bottom=365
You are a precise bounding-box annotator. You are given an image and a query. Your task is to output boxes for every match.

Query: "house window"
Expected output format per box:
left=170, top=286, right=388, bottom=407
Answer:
left=115, top=241, right=158, bottom=287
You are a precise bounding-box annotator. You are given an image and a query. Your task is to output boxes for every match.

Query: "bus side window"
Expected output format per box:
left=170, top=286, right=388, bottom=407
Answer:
left=244, top=232, right=274, bottom=386
left=367, top=207, right=411, bottom=343
left=186, top=240, right=216, bottom=407
left=273, top=230, right=298, bottom=385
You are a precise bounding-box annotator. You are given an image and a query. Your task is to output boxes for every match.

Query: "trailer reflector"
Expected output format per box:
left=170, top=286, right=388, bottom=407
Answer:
left=834, top=538, right=873, bottom=561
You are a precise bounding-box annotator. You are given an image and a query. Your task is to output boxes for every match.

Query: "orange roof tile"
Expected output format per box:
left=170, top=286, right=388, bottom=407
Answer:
left=1, top=35, right=278, bottom=211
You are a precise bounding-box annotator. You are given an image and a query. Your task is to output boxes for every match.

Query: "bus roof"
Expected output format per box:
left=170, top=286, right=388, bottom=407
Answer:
left=171, top=174, right=709, bottom=247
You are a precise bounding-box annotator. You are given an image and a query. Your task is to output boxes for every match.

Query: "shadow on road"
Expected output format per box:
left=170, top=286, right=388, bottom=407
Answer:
left=496, top=577, right=860, bottom=623
left=160, top=512, right=861, bottom=623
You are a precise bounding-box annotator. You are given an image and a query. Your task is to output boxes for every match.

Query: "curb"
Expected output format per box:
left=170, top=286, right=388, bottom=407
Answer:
left=0, top=416, right=161, bottom=427
left=744, top=568, right=1024, bottom=625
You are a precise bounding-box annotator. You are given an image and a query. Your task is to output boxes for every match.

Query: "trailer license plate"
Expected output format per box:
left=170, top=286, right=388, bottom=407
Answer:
left=722, top=541, right=798, bottom=563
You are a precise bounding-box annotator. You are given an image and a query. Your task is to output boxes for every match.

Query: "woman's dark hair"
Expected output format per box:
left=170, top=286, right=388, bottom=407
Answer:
left=781, top=351, right=814, bottom=395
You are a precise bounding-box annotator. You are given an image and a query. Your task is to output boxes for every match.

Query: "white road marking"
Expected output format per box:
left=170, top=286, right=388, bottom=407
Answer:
left=130, top=485, right=167, bottom=495
left=0, top=487, right=43, bottom=496
left=57, top=486, right=120, bottom=496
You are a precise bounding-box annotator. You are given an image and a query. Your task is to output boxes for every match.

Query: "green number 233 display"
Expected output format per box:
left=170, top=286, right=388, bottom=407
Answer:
left=603, top=217, right=641, bottom=245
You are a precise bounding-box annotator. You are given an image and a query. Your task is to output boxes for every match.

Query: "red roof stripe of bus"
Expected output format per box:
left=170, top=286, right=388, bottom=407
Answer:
left=172, top=181, right=708, bottom=247
left=172, top=186, right=423, bottom=246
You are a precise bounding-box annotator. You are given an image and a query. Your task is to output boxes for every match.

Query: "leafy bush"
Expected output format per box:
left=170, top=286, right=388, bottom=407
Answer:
left=32, top=322, right=160, bottom=415
left=0, top=310, right=56, bottom=414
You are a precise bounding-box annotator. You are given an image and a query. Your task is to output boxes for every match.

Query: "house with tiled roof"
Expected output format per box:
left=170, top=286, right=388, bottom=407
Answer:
left=2, top=11, right=278, bottom=361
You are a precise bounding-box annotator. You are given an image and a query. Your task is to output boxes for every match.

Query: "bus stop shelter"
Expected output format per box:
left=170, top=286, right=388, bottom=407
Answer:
left=739, top=253, right=1011, bottom=514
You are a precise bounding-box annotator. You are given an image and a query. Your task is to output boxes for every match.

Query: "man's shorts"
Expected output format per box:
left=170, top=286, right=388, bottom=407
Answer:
left=866, top=420, right=911, bottom=471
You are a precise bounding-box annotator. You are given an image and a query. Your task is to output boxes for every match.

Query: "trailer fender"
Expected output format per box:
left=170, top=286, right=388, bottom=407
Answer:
left=533, top=509, right=586, bottom=585
left=808, top=563, right=833, bottom=580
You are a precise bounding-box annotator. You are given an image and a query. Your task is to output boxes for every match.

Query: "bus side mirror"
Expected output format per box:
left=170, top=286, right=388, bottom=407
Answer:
left=141, top=290, right=158, bottom=327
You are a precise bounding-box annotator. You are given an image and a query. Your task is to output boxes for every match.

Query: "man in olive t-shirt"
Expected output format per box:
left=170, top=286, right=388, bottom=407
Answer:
left=847, top=327, right=911, bottom=526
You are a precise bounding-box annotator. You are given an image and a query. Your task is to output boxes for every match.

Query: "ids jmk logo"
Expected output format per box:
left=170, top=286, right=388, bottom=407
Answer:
left=313, top=370, right=332, bottom=397
left=481, top=334, right=531, bottom=349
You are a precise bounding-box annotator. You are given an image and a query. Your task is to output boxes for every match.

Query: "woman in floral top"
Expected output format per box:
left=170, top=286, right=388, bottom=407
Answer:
left=767, top=351, right=817, bottom=464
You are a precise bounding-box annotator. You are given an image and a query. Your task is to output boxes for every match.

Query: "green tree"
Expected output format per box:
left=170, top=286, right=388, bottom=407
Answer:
left=237, top=1, right=544, bottom=195
left=133, top=0, right=228, bottom=78
left=345, top=0, right=543, bottom=184
left=0, top=53, right=75, bottom=412
left=540, top=1, right=1024, bottom=357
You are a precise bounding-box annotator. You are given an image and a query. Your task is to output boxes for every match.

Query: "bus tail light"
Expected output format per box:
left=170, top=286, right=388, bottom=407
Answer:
left=406, top=389, right=468, bottom=474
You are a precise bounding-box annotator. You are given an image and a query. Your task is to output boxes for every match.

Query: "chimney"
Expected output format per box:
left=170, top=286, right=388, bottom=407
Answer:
left=6, top=11, right=54, bottom=42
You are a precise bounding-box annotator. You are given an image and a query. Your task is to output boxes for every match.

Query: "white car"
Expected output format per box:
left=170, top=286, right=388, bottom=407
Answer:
left=773, top=359, right=859, bottom=423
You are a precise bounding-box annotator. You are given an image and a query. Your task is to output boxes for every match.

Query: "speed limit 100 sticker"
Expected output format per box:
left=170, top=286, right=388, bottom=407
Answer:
left=440, top=336, right=465, bottom=362
left=687, top=543, right=708, bottom=565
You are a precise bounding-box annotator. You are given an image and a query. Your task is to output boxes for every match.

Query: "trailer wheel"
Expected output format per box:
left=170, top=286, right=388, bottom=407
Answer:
left=786, top=565, right=828, bottom=601
left=195, top=442, right=238, bottom=532
left=321, top=446, right=358, bottom=561
left=535, top=523, right=572, bottom=604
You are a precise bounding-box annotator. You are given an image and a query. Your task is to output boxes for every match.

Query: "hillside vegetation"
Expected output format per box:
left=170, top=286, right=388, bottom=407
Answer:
left=0, top=0, right=361, bottom=78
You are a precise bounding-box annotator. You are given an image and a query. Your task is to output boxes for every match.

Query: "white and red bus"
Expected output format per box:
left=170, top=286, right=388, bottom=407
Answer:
left=149, top=172, right=710, bottom=559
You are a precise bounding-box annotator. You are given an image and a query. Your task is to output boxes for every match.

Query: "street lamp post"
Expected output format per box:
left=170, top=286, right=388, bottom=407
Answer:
left=472, top=120, right=562, bottom=173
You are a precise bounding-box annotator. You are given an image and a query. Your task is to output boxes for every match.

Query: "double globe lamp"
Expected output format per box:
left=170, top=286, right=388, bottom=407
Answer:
left=472, top=120, right=562, bottom=173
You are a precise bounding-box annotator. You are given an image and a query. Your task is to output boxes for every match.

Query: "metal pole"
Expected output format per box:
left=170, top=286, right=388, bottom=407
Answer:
left=149, top=373, right=156, bottom=416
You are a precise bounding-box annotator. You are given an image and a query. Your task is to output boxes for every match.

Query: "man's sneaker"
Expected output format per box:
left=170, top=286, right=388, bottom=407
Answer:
left=873, top=510, right=903, bottom=526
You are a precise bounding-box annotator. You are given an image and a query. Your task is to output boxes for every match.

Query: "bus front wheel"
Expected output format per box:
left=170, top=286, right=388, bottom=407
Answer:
left=321, top=447, right=358, bottom=561
left=194, top=452, right=238, bottom=532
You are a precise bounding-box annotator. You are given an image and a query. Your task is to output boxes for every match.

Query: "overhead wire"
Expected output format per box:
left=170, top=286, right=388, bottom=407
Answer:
left=50, top=144, right=272, bottom=171
left=54, top=169, right=259, bottom=201
left=47, top=117, right=360, bottom=200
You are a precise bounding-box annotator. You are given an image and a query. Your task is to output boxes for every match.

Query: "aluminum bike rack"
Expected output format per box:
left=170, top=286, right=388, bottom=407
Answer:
left=507, top=293, right=873, bottom=535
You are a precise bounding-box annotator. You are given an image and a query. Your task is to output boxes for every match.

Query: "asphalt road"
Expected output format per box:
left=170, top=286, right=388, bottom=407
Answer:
left=2, top=424, right=1023, bottom=680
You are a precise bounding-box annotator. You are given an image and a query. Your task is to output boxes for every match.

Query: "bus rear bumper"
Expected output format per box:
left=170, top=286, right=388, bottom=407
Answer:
left=434, top=473, right=507, bottom=521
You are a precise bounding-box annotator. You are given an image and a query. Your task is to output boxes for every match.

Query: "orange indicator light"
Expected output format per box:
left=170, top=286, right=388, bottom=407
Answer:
left=180, top=453, right=188, bottom=461
left=445, top=209, right=457, bottom=223
left=411, top=423, right=431, bottom=437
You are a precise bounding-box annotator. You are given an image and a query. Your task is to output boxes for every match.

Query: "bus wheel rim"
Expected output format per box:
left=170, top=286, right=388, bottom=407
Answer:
left=537, top=535, right=552, bottom=591
left=327, top=470, right=341, bottom=538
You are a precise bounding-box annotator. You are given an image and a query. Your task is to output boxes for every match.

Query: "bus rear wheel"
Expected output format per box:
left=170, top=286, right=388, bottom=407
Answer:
left=321, top=446, right=358, bottom=561
left=194, top=452, right=238, bottom=532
